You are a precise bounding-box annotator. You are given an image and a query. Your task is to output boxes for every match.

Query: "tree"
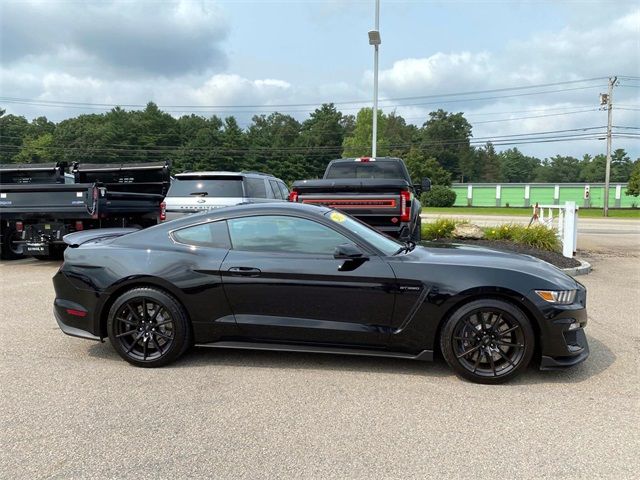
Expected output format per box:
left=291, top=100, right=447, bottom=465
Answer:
left=13, top=134, right=57, bottom=163
left=0, top=113, right=31, bottom=163
left=535, top=155, right=581, bottom=182
left=342, top=108, right=388, bottom=157
left=499, top=148, right=539, bottom=183
left=404, top=147, right=451, bottom=186
left=626, top=161, right=640, bottom=197
left=296, top=104, right=345, bottom=177
left=245, top=112, right=302, bottom=183
left=420, top=109, right=473, bottom=177
left=478, top=142, right=501, bottom=182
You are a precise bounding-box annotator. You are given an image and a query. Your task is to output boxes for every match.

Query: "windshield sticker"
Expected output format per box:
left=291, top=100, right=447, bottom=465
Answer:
left=330, top=211, right=347, bottom=223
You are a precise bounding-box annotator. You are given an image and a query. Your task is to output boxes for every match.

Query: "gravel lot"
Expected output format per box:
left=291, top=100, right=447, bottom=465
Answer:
left=1, top=244, right=638, bottom=479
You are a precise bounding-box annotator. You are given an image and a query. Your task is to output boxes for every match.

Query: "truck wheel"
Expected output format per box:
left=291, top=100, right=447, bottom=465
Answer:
left=1, top=229, right=25, bottom=260
left=411, top=217, right=422, bottom=242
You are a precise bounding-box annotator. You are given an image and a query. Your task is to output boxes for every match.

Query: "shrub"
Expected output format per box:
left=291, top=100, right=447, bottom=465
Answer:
left=421, top=218, right=458, bottom=240
left=421, top=185, right=457, bottom=207
left=483, top=224, right=561, bottom=251
left=484, top=223, right=519, bottom=241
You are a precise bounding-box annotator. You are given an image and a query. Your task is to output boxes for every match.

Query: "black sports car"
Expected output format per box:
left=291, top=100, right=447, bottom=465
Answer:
left=53, top=203, right=588, bottom=384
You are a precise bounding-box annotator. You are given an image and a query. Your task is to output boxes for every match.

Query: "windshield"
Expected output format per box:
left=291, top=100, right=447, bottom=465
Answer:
left=324, top=210, right=401, bottom=256
left=168, top=176, right=244, bottom=197
left=325, top=161, right=404, bottom=179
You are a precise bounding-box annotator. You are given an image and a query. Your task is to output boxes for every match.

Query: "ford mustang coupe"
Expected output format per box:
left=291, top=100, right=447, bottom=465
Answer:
left=53, top=203, right=588, bottom=384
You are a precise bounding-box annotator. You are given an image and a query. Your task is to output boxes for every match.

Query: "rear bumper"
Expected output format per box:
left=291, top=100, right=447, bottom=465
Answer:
left=54, top=307, right=102, bottom=342
left=53, top=271, right=103, bottom=340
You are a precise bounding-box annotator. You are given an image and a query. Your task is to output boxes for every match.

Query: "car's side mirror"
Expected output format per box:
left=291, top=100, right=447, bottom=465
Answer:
left=334, top=243, right=367, bottom=260
left=421, top=177, right=432, bottom=193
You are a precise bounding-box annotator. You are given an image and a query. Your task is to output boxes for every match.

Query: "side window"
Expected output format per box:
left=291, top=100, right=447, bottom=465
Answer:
left=269, top=180, right=282, bottom=199
left=244, top=177, right=267, bottom=198
left=277, top=181, right=289, bottom=199
left=171, top=221, right=231, bottom=249
left=227, top=215, right=350, bottom=255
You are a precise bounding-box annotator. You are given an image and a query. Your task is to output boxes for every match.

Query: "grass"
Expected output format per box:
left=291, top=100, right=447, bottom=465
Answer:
left=422, top=206, right=640, bottom=219
left=422, top=218, right=561, bottom=251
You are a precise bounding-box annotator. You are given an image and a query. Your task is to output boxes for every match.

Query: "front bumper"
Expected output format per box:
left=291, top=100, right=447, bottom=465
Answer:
left=535, top=285, right=589, bottom=370
left=540, top=328, right=589, bottom=369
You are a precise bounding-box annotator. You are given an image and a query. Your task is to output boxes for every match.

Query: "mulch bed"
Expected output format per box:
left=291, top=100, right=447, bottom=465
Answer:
left=427, top=238, right=581, bottom=269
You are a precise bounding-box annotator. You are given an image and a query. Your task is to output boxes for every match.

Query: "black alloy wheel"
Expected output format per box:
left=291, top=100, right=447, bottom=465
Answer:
left=107, top=287, right=191, bottom=367
left=440, top=299, right=534, bottom=384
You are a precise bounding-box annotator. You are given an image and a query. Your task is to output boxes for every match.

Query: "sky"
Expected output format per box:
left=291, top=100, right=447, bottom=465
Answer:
left=1, top=0, right=639, bottom=159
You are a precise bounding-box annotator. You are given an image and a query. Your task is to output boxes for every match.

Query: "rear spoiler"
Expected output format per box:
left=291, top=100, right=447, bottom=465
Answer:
left=63, top=228, right=140, bottom=248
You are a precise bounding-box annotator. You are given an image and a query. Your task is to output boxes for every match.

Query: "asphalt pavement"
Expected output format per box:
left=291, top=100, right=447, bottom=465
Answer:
left=1, top=237, right=639, bottom=479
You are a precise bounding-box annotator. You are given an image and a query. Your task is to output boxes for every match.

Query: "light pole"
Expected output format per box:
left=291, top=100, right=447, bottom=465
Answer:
left=368, top=0, right=381, bottom=158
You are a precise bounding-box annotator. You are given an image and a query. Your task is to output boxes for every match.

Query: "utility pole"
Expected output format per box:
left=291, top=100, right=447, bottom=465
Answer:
left=368, top=0, right=381, bottom=158
left=601, top=76, right=616, bottom=217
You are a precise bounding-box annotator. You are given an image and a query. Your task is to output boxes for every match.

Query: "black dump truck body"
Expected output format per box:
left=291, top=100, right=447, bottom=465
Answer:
left=289, top=157, right=429, bottom=240
left=0, top=162, right=169, bottom=259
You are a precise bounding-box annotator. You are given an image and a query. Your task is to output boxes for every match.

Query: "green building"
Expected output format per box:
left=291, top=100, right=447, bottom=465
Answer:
left=451, top=183, right=635, bottom=208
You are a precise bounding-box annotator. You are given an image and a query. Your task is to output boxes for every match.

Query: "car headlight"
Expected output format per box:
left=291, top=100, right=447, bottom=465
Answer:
left=535, top=289, right=577, bottom=305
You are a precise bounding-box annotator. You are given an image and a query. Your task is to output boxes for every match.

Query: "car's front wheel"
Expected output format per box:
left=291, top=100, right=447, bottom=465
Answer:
left=440, top=299, right=535, bottom=384
left=107, top=287, right=192, bottom=367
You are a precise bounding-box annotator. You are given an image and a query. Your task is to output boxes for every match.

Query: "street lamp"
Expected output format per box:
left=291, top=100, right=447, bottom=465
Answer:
left=369, top=0, right=381, bottom=158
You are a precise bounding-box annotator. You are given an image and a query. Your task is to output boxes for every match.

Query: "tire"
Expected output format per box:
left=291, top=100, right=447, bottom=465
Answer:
left=107, top=287, right=192, bottom=368
left=440, top=299, right=535, bottom=384
left=411, top=217, right=422, bottom=242
left=1, top=228, right=25, bottom=260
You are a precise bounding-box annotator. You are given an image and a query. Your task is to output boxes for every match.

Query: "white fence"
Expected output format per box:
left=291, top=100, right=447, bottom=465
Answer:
left=531, top=201, right=578, bottom=258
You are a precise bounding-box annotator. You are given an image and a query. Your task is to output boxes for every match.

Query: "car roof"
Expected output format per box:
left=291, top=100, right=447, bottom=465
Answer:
left=328, top=157, right=401, bottom=164
left=174, top=171, right=274, bottom=178
left=159, top=202, right=331, bottom=229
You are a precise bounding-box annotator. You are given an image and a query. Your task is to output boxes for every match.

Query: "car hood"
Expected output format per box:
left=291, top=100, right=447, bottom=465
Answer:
left=402, top=242, right=577, bottom=289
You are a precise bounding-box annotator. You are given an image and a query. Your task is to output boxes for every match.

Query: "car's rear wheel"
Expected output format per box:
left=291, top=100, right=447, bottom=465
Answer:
left=107, top=287, right=191, bottom=367
left=440, top=299, right=534, bottom=384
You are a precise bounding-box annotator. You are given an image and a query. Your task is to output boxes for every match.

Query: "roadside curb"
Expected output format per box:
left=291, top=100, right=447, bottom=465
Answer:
left=562, top=259, right=592, bottom=276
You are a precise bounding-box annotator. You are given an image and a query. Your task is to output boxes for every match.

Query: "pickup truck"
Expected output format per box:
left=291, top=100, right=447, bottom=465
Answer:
left=289, top=157, right=430, bottom=241
left=0, top=161, right=169, bottom=259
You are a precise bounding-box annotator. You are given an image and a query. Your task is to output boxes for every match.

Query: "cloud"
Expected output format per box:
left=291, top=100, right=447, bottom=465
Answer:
left=0, top=0, right=229, bottom=77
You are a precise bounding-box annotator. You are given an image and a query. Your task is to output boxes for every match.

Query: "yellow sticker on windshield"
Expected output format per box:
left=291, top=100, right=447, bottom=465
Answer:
left=330, top=211, right=347, bottom=223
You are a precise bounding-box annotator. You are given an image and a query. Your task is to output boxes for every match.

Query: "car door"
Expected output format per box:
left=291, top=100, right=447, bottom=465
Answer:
left=220, top=214, right=396, bottom=347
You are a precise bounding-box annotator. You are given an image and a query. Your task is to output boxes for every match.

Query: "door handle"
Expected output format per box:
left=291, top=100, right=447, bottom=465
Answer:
left=228, top=266, right=262, bottom=277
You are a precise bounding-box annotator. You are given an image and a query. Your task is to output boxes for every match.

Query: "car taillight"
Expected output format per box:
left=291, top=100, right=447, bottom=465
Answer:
left=159, top=201, right=166, bottom=221
left=75, top=221, right=84, bottom=231
left=400, top=190, right=411, bottom=222
left=288, top=191, right=299, bottom=202
left=15, top=221, right=23, bottom=232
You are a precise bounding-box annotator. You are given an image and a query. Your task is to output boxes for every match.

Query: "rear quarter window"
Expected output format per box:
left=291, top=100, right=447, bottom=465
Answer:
left=171, top=221, right=231, bottom=249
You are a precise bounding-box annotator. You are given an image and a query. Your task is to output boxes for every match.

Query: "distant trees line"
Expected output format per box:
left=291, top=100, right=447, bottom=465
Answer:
left=1, top=103, right=637, bottom=188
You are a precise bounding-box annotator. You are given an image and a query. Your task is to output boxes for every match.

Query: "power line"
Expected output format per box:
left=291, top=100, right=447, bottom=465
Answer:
left=0, top=77, right=608, bottom=111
